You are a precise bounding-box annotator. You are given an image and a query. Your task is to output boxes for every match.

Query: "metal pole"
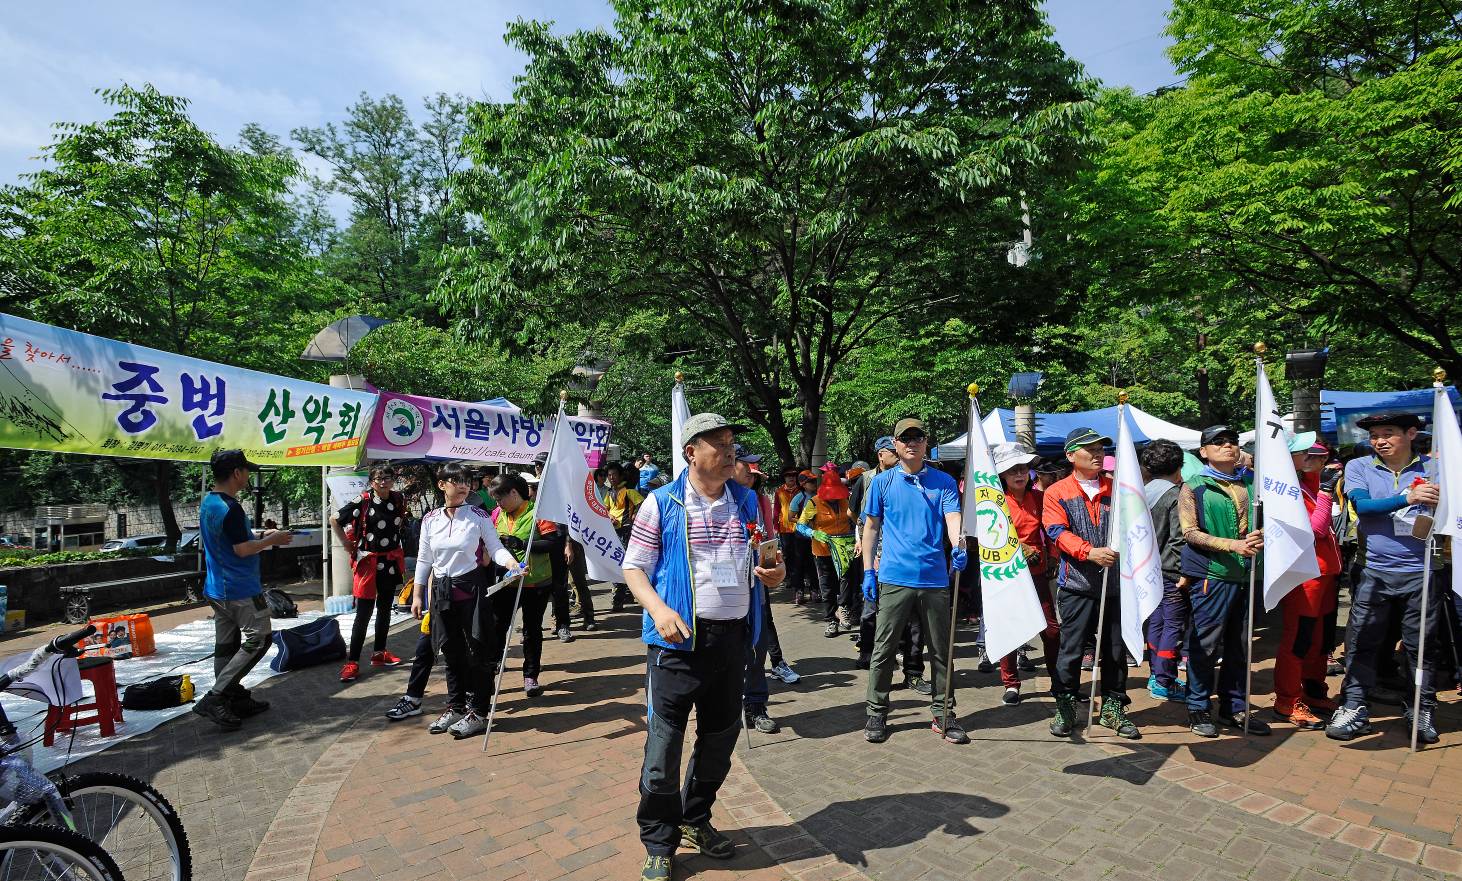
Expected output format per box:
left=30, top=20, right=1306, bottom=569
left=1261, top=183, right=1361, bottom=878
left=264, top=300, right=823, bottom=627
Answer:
left=1243, top=501, right=1263, bottom=735
left=942, top=383, right=979, bottom=736
left=483, top=393, right=567, bottom=752
left=1410, top=537, right=1435, bottom=750
left=321, top=467, right=330, bottom=603
left=1086, top=567, right=1112, bottom=732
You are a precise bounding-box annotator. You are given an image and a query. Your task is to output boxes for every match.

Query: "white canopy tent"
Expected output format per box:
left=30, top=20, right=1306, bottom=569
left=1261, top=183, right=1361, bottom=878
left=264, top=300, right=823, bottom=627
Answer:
left=937, top=405, right=1204, bottom=460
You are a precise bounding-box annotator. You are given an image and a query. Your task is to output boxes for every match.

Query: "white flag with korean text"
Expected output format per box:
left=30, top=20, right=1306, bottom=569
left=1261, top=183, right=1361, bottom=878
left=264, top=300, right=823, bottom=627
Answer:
left=960, top=397, right=1047, bottom=661
left=537, top=408, right=628, bottom=584
left=671, top=381, right=690, bottom=479
left=1428, top=387, right=1462, bottom=596
left=1113, top=407, right=1164, bottom=661
left=1255, top=363, right=1320, bottom=610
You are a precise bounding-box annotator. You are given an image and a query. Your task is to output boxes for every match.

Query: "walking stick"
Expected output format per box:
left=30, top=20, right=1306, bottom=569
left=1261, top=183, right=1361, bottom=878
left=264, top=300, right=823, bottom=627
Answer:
left=482, top=393, right=566, bottom=753
left=1086, top=566, right=1112, bottom=732
left=942, top=382, right=981, bottom=737
left=1243, top=500, right=1263, bottom=736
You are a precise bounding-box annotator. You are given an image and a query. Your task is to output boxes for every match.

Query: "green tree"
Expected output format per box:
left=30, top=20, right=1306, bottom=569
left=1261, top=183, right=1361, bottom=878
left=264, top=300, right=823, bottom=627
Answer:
left=441, top=0, right=1092, bottom=466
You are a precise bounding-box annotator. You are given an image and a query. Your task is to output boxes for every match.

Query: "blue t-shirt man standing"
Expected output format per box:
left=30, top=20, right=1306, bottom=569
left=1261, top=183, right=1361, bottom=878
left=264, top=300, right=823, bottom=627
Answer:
left=194, top=449, right=292, bottom=732
left=859, top=417, right=968, bottom=745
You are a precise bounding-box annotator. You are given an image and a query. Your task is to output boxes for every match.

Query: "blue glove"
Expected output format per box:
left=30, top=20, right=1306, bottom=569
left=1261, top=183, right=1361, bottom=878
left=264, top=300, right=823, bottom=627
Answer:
left=862, top=569, right=878, bottom=603
left=951, top=547, right=968, bottom=572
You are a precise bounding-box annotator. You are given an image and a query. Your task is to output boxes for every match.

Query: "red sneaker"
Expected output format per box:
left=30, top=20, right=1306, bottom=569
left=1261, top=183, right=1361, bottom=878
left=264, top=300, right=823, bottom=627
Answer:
left=339, top=661, right=359, bottom=682
left=371, top=651, right=402, bottom=667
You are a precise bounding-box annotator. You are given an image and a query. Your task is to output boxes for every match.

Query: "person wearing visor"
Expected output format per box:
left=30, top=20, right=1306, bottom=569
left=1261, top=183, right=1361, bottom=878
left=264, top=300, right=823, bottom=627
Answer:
left=1329, top=412, right=1442, bottom=743
left=991, top=443, right=1059, bottom=705
left=1178, top=425, right=1268, bottom=737
left=861, top=418, right=969, bottom=745
left=1273, top=433, right=1342, bottom=730
left=1045, top=428, right=1136, bottom=738
left=621, top=414, right=786, bottom=881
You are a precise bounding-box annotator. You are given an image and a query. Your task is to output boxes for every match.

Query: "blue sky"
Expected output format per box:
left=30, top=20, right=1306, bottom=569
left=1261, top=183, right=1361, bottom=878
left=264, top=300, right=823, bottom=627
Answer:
left=0, top=1, right=1177, bottom=187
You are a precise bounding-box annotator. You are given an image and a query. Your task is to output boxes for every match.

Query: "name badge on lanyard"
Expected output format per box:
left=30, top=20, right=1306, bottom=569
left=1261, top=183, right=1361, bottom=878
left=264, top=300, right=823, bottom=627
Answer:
left=711, top=560, right=739, bottom=588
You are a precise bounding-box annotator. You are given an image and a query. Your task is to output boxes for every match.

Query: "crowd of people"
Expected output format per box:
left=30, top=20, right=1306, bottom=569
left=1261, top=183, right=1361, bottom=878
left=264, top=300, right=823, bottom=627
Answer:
left=189, top=406, right=1454, bottom=881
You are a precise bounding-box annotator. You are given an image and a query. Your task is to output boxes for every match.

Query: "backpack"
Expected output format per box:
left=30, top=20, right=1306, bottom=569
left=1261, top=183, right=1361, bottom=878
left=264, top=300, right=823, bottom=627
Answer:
left=264, top=588, right=298, bottom=619
left=122, top=674, right=195, bottom=710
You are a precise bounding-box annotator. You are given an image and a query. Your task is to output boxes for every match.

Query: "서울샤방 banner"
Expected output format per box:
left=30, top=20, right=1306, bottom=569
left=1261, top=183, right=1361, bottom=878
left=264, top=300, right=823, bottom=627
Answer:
left=365, top=391, right=611, bottom=464
left=0, top=313, right=377, bottom=466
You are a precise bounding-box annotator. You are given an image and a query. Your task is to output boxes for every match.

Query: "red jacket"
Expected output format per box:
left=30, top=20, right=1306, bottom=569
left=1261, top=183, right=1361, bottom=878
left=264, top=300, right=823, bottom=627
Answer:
left=1042, top=474, right=1113, bottom=596
left=1008, top=487, right=1048, bottom=577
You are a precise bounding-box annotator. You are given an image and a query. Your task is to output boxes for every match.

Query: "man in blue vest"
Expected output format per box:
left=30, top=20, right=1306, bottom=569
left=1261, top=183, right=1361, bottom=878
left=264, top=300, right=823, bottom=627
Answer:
left=622, top=413, right=786, bottom=881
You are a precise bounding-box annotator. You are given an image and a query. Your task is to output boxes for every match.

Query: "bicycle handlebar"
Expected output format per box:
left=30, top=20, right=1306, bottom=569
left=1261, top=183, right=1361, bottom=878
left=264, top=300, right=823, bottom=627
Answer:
left=0, top=625, right=97, bottom=692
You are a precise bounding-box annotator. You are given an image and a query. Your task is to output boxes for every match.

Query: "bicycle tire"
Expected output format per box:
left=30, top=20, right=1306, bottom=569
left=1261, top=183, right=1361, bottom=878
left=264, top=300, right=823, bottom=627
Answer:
left=0, top=821, right=124, bottom=881
left=22, top=772, right=191, bottom=881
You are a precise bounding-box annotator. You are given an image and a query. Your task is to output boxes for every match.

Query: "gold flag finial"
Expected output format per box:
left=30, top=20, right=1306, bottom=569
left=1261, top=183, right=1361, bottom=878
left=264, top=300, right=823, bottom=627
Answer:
left=560, top=389, right=569, bottom=402
left=1434, top=367, right=1448, bottom=385
left=1118, top=391, right=1129, bottom=405
left=967, top=382, right=980, bottom=397
left=674, top=371, right=684, bottom=383
left=1254, top=342, right=1268, bottom=356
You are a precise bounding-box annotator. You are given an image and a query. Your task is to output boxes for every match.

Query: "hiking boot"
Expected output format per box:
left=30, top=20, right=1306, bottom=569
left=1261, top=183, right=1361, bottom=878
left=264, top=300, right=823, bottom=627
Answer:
left=640, top=854, right=673, bottom=881
left=824, top=621, right=838, bottom=638
left=864, top=713, right=889, bottom=743
left=932, top=713, right=970, bottom=744
left=679, top=821, right=734, bottom=859
left=1049, top=694, right=1077, bottom=738
left=1098, top=700, right=1141, bottom=739
left=839, top=608, right=854, bottom=629
left=192, top=692, right=242, bottom=731
left=1217, top=709, right=1271, bottom=735
left=429, top=708, right=466, bottom=735
left=385, top=696, right=423, bottom=721
left=556, top=627, right=574, bottom=643
left=524, top=677, right=543, bottom=697
left=745, top=705, right=779, bottom=734
left=977, top=651, right=993, bottom=674
left=1147, top=675, right=1187, bottom=702
left=854, top=654, right=871, bottom=670
left=370, top=650, right=402, bottom=667
left=1188, top=709, right=1218, bottom=738
left=771, top=661, right=801, bottom=684
left=228, top=693, right=270, bottom=718
left=1274, top=699, right=1324, bottom=730
left=448, top=711, right=487, bottom=739
left=906, top=674, right=932, bottom=696
left=1325, top=705, right=1372, bottom=741
left=1405, top=705, right=1440, bottom=744
left=339, top=661, right=359, bottom=682
left=1080, top=650, right=1095, bottom=671
left=1002, top=687, right=1021, bottom=705
left=1017, top=647, right=1036, bottom=672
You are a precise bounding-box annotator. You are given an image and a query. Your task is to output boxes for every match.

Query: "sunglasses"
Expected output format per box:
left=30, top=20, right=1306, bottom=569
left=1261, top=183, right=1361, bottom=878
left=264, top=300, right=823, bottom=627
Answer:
left=897, top=433, right=927, bottom=443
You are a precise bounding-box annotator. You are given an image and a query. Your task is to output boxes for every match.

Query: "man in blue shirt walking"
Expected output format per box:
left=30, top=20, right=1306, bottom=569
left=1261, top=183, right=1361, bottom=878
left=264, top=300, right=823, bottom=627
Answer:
left=860, top=418, right=969, bottom=744
left=1328, top=413, right=1443, bottom=742
left=195, top=449, right=293, bottom=731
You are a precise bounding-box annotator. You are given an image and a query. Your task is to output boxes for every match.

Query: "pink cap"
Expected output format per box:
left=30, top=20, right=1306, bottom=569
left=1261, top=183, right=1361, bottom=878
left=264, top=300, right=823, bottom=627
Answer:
left=1102, top=455, right=1116, bottom=472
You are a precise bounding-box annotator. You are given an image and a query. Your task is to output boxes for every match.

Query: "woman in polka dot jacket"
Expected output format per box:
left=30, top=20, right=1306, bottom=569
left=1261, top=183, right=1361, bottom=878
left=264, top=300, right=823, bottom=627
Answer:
left=332, top=464, right=411, bottom=682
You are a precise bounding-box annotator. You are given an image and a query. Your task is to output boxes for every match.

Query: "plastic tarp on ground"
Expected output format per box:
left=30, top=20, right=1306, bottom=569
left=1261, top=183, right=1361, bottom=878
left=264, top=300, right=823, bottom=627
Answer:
left=937, top=405, right=1204, bottom=459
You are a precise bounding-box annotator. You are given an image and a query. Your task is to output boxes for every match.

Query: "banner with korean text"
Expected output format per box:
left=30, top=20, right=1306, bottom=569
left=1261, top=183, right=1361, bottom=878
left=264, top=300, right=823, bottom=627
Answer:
left=364, top=391, right=612, bottom=464
left=0, top=313, right=376, bottom=466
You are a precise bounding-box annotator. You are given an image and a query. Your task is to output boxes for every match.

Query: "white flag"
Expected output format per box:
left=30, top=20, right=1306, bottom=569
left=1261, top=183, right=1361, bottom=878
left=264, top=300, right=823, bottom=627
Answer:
left=1255, top=363, right=1320, bottom=610
left=960, top=398, right=1047, bottom=661
left=536, top=407, right=628, bottom=584
left=1428, top=386, right=1462, bottom=597
left=671, top=381, right=690, bottom=479
left=1113, top=407, right=1164, bottom=661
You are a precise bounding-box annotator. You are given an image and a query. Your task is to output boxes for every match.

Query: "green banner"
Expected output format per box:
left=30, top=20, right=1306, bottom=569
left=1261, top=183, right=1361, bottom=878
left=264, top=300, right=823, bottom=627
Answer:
left=0, top=313, right=376, bottom=466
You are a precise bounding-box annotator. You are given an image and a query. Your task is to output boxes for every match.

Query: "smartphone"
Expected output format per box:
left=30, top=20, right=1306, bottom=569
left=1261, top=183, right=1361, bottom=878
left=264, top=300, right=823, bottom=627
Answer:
left=758, top=538, right=781, bottom=567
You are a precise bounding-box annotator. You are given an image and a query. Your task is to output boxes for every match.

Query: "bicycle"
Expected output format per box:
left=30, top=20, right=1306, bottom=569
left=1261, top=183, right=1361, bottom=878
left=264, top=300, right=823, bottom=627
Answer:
left=0, top=624, right=192, bottom=881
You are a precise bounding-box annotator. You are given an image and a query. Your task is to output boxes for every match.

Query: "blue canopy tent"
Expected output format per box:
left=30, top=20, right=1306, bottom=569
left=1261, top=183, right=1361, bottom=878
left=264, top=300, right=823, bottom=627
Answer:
left=1325, top=386, right=1460, bottom=446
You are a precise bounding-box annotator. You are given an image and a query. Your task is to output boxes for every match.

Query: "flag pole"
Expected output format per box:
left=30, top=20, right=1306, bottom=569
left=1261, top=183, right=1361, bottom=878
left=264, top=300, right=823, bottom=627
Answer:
left=483, top=390, right=568, bottom=753
left=1242, top=344, right=1270, bottom=736
left=941, top=382, right=979, bottom=738
left=1086, top=392, right=1126, bottom=733
left=1410, top=367, right=1446, bottom=751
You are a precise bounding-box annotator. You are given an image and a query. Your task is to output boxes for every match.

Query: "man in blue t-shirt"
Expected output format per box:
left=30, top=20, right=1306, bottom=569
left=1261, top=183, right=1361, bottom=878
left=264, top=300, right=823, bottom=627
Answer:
left=860, top=417, right=969, bottom=744
left=195, top=449, right=293, bottom=731
left=1328, top=413, right=1443, bottom=743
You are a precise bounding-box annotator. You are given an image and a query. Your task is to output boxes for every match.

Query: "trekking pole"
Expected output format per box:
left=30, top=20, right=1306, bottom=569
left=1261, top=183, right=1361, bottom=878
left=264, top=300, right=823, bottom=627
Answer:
left=942, top=382, right=980, bottom=737
left=1243, top=500, right=1262, bottom=736
left=1411, top=535, right=1435, bottom=751
left=483, top=392, right=565, bottom=753
left=1086, top=566, right=1112, bottom=732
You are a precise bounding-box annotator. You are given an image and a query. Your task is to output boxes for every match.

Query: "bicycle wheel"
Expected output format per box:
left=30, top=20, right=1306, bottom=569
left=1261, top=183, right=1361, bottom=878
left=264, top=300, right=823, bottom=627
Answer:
left=23, top=772, right=190, bottom=881
left=0, top=822, right=123, bottom=881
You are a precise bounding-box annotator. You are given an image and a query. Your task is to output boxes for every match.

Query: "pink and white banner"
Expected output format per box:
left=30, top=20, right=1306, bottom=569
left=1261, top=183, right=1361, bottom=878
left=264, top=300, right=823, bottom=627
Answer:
left=364, top=391, right=611, bottom=464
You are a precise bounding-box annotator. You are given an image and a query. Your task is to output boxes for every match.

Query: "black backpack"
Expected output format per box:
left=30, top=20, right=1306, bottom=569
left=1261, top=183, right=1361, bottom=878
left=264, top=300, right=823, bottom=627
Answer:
left=264, top=588, right=298, bottom=619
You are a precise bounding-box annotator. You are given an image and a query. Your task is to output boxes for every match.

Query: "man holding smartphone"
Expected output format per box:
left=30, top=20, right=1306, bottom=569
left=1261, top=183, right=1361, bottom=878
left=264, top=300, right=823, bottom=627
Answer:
left=195, top=449, right=293, bottom=731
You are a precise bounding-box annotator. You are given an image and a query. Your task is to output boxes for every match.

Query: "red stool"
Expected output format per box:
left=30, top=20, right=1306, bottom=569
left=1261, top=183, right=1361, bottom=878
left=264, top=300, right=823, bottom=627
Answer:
left=45, top=657, right=124, bottom=746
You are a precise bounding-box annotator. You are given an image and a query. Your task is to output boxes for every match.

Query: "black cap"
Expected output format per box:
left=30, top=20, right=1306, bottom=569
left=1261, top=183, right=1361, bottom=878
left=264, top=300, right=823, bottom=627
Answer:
left=734, top=443, right=762, bottom=463
left=1064, top=427, right=1111, bottom=452
left=1200, top=425, right=1240, bottom=446
left=1355, top=412, right=1423, bottom=431
left=210, top=449, right=259, bottom=479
